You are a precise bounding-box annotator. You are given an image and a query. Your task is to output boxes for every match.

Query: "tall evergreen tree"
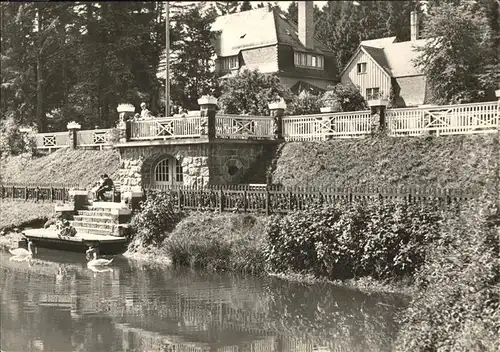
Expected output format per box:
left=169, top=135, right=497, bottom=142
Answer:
left=169, top=4, right=218, bottom=109
left=240, top=1, right=253, bottom=12
left=415, top=0, right=499, bottom=103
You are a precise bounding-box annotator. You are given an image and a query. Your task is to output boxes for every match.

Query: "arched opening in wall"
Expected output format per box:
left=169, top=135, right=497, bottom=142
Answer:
left=152, top=155, right=183, bottom=187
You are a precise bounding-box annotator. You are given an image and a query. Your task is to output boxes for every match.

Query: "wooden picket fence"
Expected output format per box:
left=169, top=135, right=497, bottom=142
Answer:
left=143, top=184, right=476, bottom=214
left=0, top=183, right=80, bottom=203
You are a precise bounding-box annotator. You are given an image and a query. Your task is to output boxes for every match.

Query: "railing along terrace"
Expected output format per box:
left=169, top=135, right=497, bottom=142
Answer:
left=143, top=184, right=475, bottom=215
left=34, top=131, right=70, bottom=150
left=130, top=116, right=202, bottom=140
left=0, top=183, right=80, bottom=203
left=215, top=115, right=275, bottom=139
left=76, top=128, right=113, bottom=148
left=386, top=101, right=498, bottom=136
left=282, top=111, right=372, bottom=141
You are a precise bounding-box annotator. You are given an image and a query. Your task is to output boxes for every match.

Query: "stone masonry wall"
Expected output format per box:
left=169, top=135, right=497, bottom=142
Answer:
left=118, top=142, right=274, bottom=190
left=208, top=143, right=273, bottom=185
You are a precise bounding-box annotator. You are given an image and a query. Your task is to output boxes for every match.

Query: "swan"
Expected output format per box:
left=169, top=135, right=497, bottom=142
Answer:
left=9, top=240, right=33, bottom=259
left=87, top=251, right=113, bottom=266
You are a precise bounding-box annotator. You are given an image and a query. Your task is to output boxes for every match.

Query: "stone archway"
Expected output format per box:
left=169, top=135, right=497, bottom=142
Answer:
left=118, top=145, right=211, bottom=191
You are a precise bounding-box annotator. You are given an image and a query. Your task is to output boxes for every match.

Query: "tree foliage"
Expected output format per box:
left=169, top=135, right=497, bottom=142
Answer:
left=415, top=0, right=500, bottom=104
left=169, top=4, right=218, bottom=110
left=1, top=2, right=165, bottom=131
left=217, top=69, right=292, bottom=116
left=316, top=1, right=418, bottom=71
left=321, top=84, right=367, bottom=112
left=286, top=91, right=322, bottom=116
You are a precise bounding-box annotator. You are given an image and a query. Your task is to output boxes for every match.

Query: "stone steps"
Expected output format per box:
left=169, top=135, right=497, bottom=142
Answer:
left=77, top=210, right=114, bottom=217
left=70, top=220, right=115, bottom=230
left=72, top=226, right=113, bottom=236
left=73, top=215, right=115, bottom=224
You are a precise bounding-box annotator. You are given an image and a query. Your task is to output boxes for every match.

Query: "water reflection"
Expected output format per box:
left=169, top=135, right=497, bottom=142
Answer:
left=0, top=249, right=407, bottom=352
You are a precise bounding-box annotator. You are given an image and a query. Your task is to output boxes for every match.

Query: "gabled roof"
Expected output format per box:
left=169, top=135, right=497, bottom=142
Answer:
left=340, top=36, right=430, bottom=78
left=212, top=7, right=331, bottom=57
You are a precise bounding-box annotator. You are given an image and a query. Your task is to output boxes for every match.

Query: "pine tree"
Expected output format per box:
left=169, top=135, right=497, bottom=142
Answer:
left=214, top=1, right=240, bottom=15
left=240, top=1, right=253, bottom=12
left=286, top=1, right=298, bottom=23
left=169, top=5, right=218, bottom=109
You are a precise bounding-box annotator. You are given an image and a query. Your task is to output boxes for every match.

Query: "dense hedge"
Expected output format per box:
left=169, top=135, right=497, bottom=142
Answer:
left=265, top=200, right=447, bottom=281
left=395, top=199, right=500, bottom=351
left=129, top=190, right=184, bottom=245
left=165, top=213, right=267, bottom=274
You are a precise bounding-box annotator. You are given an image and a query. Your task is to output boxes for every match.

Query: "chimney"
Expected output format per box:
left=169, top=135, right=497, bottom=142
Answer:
left=298, top=1, right=314, bottom=49
left=410, top=11, right=419, bottom=41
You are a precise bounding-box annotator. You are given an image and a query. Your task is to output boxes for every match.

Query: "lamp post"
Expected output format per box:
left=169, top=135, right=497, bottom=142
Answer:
left=165, top=1, right=170, bottom=117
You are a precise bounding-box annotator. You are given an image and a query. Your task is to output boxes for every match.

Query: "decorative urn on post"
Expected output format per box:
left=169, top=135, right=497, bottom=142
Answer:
left=66, top=121, right=81, bottom=149
left=116, top=103, right=136, bottom=143
left=268, top=99, right=286, bottom=138
left=197, top=95, right=218, bottom=138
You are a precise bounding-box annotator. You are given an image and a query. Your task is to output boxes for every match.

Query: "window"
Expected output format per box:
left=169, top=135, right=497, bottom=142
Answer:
left=294, top=51, right=324, bottom=69
left=357, top=62, right=367, bottom=74
left=175, top=159, right=183, bottom=183
left=366, top=88, right=380, bottom=100
left=155, top=158, right=169, bottom=182
left=220, top=56, right=239, bottom=70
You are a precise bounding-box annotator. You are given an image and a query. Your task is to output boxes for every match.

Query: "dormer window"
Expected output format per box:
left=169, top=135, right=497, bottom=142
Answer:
left=294, top=51, right=324, bottom=69
left=219, top=56, right=239, bottom=71
left=357, top=62, right=367, bottom=74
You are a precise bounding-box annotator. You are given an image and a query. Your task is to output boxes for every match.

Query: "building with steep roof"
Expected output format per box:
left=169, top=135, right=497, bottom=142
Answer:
left=211, top=3, right=337, bottom=94
left=340, top=12, right=430, bottom=107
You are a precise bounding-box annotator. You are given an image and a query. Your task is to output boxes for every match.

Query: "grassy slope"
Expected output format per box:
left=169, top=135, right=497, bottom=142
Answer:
left=0, top=200, right=55, bottom=230
left=271, top=134, right=497, bottom=191
left=0, top=148, right=121, bottom=186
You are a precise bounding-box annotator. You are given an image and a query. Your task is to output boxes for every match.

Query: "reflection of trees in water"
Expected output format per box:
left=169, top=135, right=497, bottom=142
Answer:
left=1, top=256, right=407, bottom=352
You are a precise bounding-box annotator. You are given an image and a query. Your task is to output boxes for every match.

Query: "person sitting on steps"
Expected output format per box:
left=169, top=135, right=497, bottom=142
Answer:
left=95, top=174, right=114, bottom=202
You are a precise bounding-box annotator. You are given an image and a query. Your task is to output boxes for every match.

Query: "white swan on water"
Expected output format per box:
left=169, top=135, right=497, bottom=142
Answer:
left=9, top=240, right=33, bottom=261
left=87, top=251, right=113, bottom=267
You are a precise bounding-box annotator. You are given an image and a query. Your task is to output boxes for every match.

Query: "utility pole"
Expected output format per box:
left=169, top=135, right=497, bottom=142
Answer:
left=165, top=1, right=170, bottom=117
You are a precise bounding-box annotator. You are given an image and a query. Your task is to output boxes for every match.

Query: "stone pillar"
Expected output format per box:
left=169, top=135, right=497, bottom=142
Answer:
left=117, top=104, right=136, bottom=143
left=68, top=189, right=88, bottom=210
left=121, top=186, right=144, bottom=212
left=368, top=98, right=389, bottom=133
left=198, top=96, right=218, bottom=139
left=67, top=121, right=81, bottom=149
left=268, top=101, right=286, bottom=139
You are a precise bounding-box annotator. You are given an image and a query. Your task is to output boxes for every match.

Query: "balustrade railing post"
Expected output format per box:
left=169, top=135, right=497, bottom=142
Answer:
left=50, top=187, right=54, bottom=202
left=35, top=187, right=40, bottom=202
left=12, top=186, right=15, bottom=200
left=198, top=96, right=218, bottom=140
left=25, top=186, right=28, bottom=201
left=268, top=101, right=286, bottom=139
left=1, top=185, right=4, bottom=199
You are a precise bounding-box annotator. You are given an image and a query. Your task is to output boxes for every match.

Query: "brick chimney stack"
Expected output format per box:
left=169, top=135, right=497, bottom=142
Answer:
left=410, top=11, right=420, bottom=41
left=298, top=1, right=314, bottom=49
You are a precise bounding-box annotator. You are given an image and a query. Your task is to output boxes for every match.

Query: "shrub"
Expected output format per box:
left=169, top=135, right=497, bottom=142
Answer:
left=0, top=114, right=37, bottom=157
left=395, top=199, right=500, bottom=352
left=265, top=199, right=446, bottom=281
left=166, top=213, right=267, bottom=274
left=217, top=68, right=292, bottom=116
left=286, top=91, right=322, bottom=115
left=321, top=84, right=367, bottom=112
left=129, top=190, right=183, bottom=245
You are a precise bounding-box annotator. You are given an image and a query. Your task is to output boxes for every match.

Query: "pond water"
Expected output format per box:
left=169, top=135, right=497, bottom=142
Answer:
left=1, top=248, right=407, bottom=352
